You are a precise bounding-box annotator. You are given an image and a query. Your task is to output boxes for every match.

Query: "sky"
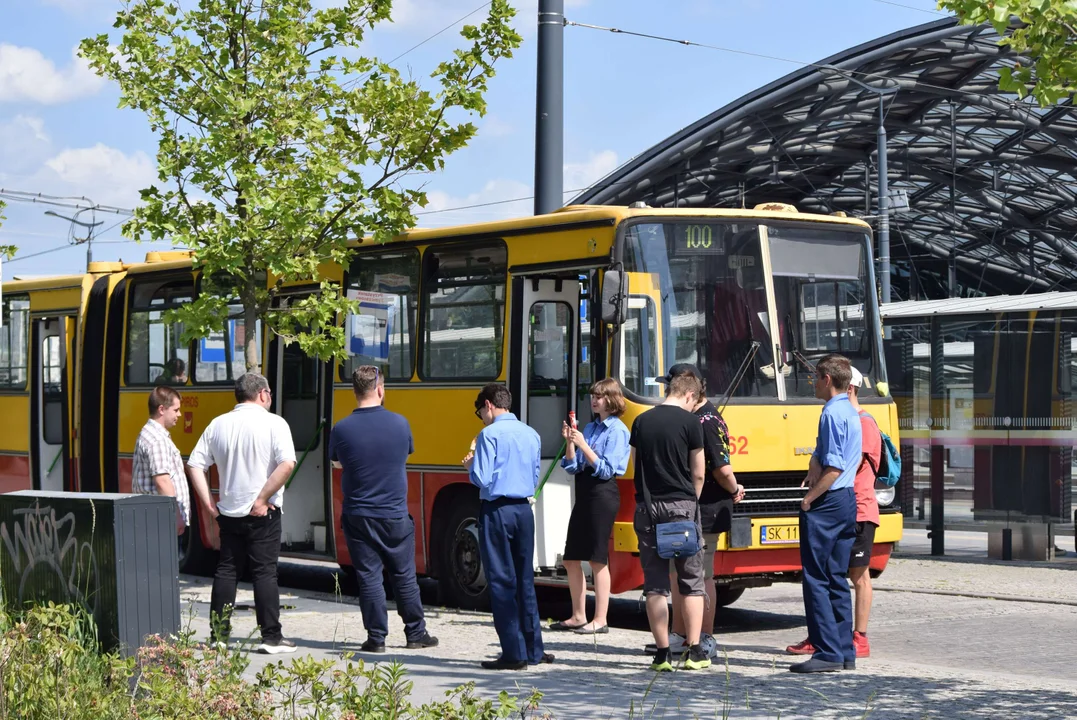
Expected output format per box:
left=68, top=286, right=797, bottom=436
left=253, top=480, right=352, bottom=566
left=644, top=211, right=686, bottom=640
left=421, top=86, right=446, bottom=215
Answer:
left=0, top=0, right=951, bottom=277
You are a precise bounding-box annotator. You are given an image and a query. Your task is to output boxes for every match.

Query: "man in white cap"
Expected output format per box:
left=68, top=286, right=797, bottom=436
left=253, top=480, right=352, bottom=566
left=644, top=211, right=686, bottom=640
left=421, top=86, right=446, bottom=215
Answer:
left=786, top=365, right=880, bottom=660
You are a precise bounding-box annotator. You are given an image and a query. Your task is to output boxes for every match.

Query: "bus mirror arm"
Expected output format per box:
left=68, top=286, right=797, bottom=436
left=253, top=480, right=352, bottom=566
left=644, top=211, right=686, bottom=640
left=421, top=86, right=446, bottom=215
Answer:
left=600, top=267, right=627, bottom=325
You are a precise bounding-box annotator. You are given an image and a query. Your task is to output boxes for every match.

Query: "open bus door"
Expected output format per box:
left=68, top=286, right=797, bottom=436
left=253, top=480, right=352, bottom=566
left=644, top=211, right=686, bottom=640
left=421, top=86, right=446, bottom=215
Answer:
left=268, top=303, right=333, bottom=558
left=513, top=276, right=581, bottom=574
left=31, top=315, right=72, bottom=492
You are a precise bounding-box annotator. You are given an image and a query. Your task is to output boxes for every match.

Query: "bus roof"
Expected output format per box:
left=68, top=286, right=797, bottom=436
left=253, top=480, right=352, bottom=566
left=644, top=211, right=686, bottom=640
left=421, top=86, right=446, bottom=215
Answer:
left=3, top=204, right=871, bottom=287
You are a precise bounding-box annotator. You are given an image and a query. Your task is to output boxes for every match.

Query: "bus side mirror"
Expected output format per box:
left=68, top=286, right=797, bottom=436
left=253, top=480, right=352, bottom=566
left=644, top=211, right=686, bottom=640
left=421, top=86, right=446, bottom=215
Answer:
left=600, top=270, right=626, bottom=325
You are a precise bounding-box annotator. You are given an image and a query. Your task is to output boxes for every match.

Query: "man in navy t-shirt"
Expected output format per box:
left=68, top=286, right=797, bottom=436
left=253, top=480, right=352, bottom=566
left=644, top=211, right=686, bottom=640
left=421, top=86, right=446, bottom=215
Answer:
left=330, top=365, right=437, bottom=653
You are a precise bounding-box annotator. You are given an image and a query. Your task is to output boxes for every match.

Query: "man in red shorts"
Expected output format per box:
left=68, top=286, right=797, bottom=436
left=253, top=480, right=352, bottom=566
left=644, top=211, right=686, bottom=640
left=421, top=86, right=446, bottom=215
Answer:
left=786, top=366, right=880, bottom=659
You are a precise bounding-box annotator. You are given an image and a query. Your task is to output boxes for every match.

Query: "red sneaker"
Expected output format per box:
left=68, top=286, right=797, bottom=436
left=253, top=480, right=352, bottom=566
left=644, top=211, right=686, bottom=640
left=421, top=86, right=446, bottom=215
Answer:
left=786, top=638, right=815, bottom=655
left=853, top=631, right=870, bottom=658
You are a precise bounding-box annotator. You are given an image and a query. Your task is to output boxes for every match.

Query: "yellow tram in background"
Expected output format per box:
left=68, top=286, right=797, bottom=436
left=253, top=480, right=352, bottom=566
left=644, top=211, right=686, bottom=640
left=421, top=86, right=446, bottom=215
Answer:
left=0, top=204, right=902, bottom=607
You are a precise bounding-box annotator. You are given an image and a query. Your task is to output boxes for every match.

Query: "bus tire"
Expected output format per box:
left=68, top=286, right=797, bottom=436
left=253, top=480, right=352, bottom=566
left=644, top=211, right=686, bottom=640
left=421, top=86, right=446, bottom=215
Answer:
left=716, top=587, right=745, bottom=608
left=435, top=498, right=489, bottom=611
left=179, top=496, right=217, bottom=577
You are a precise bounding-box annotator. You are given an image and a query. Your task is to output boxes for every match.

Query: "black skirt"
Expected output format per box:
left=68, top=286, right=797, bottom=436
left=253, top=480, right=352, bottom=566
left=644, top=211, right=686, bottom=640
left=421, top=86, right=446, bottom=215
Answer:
left=563, top=472, right=620, bottom=565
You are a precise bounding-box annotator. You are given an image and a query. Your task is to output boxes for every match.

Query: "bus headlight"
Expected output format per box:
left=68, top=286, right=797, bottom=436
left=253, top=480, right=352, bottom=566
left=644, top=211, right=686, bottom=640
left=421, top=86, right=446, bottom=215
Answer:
left=874, top=485, right=896, bottom=507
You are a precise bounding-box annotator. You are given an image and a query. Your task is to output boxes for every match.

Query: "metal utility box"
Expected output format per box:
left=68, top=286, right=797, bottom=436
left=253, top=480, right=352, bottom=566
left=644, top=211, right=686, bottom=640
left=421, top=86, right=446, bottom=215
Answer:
left=0, top=491, right=181, bottom=654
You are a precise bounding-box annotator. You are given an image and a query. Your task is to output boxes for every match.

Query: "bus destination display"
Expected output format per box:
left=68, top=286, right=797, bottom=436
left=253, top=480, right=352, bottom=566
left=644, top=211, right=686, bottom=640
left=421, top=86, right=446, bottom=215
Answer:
left=673, top=224, right=725, bottom=255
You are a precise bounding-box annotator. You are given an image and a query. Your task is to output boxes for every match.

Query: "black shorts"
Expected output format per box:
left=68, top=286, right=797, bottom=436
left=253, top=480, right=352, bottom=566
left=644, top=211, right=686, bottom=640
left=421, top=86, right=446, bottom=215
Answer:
left=849, top=521, right=876, bottom=568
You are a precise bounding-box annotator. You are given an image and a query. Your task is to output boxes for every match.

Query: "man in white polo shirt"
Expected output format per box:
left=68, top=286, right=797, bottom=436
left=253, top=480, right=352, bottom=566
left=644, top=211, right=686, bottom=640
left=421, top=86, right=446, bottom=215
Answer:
left=187, top=372, right=298, bottom=654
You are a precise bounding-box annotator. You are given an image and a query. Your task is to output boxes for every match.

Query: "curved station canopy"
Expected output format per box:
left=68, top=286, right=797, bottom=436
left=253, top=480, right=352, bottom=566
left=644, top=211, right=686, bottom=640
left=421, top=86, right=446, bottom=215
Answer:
left=573, top=18, right=1077, bottom=299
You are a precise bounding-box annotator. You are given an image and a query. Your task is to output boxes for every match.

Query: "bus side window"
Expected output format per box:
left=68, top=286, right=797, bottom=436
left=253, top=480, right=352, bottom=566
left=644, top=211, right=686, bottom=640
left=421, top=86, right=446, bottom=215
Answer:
left=421, top=242, right=507, bottom=380
left=125, top=278, right=193, bottom=386
left=341, top=249, right=420, bottom=382
left=0, top=295, right=29, bottom=389
left=193, top=305, right=262, bottom=383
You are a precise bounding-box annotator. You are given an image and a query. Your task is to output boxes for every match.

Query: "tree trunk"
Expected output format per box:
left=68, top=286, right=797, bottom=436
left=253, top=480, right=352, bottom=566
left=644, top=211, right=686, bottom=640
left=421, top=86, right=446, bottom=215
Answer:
left=243, top=272, right=261, bottom=374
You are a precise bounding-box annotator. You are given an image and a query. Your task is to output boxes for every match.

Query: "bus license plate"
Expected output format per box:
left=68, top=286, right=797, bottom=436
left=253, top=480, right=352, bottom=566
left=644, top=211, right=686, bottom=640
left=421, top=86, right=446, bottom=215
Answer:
left=760, top=524, right=799, bottom=545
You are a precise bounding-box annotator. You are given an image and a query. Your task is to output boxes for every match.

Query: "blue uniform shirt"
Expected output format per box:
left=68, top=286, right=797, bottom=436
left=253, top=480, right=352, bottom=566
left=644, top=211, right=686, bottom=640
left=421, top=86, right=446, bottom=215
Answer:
left=469, top=413, right=542, bottom=501
left=812, top=394, right=862, bottom=491
left=561, top=416, right=630, bottom=481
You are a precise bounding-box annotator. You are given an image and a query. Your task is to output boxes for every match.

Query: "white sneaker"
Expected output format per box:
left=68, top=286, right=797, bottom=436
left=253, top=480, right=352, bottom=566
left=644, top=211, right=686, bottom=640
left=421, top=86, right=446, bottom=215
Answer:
left=256, top=638, right=298, bottom=654
left=700, top=633, right=718, bottom=659
left=645, top=633, right=686, bottom=654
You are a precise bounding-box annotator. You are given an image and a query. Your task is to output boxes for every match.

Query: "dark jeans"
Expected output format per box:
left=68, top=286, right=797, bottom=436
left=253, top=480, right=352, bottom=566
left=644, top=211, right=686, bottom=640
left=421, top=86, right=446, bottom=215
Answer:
left=799, top=487, right=857, bottom=664
left=341, top=514, right=427, bottom=643
left=478, top=498, right=544, bottom=664
left=211, top=508, right=283, bottom=643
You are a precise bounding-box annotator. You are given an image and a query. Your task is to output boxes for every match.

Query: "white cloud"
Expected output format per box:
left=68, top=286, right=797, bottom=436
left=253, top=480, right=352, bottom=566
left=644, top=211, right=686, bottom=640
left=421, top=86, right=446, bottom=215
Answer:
left=0, top=44, right=105, bottom=105
left=419, top=177, right=532, bottom=227
left=0, top=115, right=52, bottom=169
left=43, top=143, right=156, bottom=207
left=563, top=149, right=618, bottom=194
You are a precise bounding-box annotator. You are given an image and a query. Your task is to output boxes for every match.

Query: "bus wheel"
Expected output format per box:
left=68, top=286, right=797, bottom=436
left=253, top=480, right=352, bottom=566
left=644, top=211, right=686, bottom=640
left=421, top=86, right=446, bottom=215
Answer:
left=437, top=501, right=489, bottom=611
left=716, top=587, right=745, bottom=607
left=179, top=500, right=217, bottom=577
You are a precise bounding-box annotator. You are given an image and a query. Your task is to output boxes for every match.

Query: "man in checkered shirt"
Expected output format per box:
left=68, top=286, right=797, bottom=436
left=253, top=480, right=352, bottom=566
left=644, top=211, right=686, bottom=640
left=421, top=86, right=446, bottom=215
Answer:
left=133, top=386, right=191, bottom=533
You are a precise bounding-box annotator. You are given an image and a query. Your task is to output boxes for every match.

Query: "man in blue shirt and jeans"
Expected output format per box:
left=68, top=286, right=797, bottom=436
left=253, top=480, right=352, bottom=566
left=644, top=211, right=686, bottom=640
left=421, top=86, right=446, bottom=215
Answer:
left=463, top=383, right=551, bottom=670
left=791, top=353, right=861, bottom=673
left=330, top=365, right=437, bottom=653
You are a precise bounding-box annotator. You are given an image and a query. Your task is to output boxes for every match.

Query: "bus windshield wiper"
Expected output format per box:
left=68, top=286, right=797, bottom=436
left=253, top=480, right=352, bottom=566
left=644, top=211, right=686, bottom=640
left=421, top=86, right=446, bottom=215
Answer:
left=719, top=340, right=760, bottom=414
left=785, top=313, right=816, bottom=392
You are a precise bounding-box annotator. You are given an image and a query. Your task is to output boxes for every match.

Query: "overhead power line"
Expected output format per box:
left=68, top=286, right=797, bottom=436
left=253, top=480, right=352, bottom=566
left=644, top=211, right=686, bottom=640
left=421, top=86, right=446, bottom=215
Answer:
left=342, top=1, right=492, bottom=90
left=0, top=189, right=134, bottom=216
left=868, top=0, right=949, bottom=16
left=561, top=15, right=1011, bottom=104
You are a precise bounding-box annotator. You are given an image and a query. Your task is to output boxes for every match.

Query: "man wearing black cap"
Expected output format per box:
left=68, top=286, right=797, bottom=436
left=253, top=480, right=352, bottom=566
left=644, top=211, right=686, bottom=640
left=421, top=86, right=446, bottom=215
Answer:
left=630, top=364, right=708, bottom=671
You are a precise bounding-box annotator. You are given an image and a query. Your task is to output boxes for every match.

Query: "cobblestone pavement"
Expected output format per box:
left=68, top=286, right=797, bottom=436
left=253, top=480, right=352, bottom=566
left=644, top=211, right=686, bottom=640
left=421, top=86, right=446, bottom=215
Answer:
left=180, top=552, right=1077, bottom=719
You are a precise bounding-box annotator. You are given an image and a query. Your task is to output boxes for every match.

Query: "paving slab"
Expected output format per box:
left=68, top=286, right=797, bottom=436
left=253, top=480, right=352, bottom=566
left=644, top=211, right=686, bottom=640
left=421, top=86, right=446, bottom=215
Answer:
left=178, top=553, right=1077, bottom=719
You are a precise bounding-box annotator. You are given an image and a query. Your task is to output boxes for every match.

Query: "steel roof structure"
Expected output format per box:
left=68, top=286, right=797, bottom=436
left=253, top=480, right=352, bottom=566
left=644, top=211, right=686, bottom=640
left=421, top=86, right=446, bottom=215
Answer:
left=573, top=17, right=1077, bottom=299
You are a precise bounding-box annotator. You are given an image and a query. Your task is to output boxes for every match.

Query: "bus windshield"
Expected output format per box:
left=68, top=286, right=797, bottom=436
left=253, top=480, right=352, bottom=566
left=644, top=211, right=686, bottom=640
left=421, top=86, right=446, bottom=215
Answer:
left=621, top=219, right=879, bottom=402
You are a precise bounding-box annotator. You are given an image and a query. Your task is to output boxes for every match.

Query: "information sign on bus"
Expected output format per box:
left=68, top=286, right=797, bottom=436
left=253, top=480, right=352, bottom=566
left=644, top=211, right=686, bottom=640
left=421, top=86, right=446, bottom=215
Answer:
left=673, top=224, right=725, bottom=256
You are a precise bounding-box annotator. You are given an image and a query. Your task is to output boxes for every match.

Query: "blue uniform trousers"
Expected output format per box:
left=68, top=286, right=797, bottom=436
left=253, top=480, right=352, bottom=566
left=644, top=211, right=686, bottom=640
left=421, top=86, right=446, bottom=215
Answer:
left=478, top=497, right=545, bottom=664
left=342, top=514, right=427, bottom=644
left=799, top=487, right=856, bottom=664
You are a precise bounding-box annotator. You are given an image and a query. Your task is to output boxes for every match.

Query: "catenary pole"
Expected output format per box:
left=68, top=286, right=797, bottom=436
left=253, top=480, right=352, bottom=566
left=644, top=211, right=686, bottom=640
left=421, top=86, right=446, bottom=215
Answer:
left=534, top=0, right=564, bottom=215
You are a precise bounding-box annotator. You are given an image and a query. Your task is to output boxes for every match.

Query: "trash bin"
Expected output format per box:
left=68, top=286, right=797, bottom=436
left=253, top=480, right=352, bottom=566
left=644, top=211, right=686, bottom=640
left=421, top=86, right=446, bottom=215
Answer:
left=987, top=521, right=1054, bottom=561
left=0, top=491, right=180, bottom=655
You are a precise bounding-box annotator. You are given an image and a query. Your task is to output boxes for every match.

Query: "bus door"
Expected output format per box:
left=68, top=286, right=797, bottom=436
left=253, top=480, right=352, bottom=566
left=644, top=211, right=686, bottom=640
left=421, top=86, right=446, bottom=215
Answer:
left=516, top=277, right=580, bottom=571
left=270, top=319, right=332, bottom=557
left=31, top=316, right=70, bottom=492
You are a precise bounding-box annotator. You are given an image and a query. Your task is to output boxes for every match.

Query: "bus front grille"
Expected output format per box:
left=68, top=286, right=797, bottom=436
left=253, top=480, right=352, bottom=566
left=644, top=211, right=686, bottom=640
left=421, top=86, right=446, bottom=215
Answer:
left=734, top=473, right=807, bottom=517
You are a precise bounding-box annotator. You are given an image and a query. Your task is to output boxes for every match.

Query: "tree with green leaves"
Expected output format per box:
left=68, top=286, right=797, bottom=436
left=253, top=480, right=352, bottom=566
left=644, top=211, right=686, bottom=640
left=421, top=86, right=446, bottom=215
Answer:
left=80, top=0, right=521, bottom=371
left=940, top=0, right=1077, bottom=106
left=0, top=200, right=13, bottom=260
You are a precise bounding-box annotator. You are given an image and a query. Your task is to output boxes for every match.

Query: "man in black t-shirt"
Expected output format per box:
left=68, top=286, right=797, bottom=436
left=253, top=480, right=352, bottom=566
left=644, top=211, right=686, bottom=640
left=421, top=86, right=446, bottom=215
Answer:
left=630, top=366, right=708, bottom=671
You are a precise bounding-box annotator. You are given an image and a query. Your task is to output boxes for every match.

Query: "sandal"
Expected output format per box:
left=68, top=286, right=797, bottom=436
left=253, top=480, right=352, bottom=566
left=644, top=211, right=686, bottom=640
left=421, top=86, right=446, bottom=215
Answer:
left=548, top=620, right=586, bottom=631
left=572, top=624, right=609, bottom=635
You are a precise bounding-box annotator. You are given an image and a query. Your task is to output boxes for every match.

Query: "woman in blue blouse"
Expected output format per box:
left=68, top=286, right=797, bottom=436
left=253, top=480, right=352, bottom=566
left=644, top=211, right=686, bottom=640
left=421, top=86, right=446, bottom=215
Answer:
left=549, top=378, right=631, bottom=634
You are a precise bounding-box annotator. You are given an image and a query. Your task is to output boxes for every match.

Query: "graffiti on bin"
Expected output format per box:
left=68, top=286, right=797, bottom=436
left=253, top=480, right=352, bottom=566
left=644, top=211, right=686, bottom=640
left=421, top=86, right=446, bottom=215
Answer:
left=0, top=504, right=99, bottom=609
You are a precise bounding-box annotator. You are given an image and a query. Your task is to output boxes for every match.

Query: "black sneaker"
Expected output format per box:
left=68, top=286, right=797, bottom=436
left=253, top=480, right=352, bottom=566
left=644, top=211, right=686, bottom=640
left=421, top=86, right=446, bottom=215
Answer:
left=684, top=643, right=711, bottom=670
left=256, top=638, right=297, bottom=655
left=360, top=639, right=386, bottom=653
left=481, top=657, right=527, bottom=670
left=405, top=632, right=439, bottom=649
left=650, top=647, right=673, bottom=672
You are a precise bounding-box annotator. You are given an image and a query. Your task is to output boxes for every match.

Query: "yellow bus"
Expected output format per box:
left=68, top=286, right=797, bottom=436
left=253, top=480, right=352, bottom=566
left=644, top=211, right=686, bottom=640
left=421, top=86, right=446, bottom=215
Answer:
left=0, top=203, right=902, bottom=607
